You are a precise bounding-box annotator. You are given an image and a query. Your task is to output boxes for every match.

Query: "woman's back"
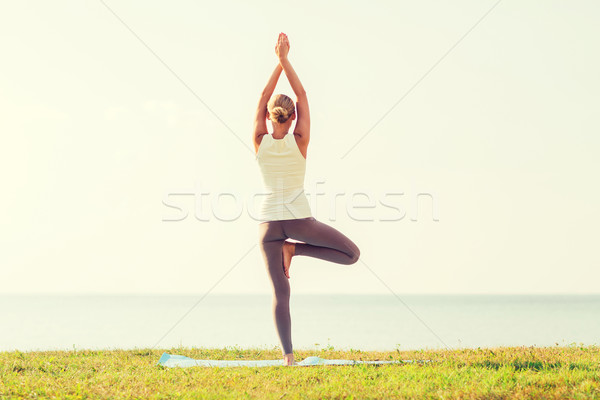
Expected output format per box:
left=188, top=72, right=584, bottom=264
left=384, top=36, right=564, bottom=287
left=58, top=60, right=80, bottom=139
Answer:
left=256, top=133, right=312, bottom=222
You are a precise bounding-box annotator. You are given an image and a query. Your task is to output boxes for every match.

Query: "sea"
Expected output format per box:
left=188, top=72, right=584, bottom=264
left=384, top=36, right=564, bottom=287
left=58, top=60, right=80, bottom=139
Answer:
left=1, top=294, right=598, bottom=353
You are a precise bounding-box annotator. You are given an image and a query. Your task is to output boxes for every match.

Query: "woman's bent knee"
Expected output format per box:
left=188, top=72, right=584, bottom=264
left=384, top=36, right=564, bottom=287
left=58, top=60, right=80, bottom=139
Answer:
left=346, top=244, right=360, bottom=264
left=350, top=248, right=360, bottom=264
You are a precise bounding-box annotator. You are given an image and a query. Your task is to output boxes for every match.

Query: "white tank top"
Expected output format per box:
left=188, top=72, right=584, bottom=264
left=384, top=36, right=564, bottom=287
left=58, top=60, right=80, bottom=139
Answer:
left=255, top=133, right=313, bottom=222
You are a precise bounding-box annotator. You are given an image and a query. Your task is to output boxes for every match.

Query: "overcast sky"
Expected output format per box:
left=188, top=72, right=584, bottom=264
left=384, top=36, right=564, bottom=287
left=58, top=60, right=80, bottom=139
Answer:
left=1, top=0, right=598, bottom=295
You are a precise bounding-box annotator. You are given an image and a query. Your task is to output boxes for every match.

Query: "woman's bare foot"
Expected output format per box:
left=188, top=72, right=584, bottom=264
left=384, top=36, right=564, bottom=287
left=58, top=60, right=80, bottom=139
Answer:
left=282, top=241, right=296, bottom=279
left=283, top=352, right=297, bottom=366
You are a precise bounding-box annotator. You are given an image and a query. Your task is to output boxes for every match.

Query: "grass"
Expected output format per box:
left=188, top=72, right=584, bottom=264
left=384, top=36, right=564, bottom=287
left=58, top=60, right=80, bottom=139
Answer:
left=0, top=345, right=599, bottom=399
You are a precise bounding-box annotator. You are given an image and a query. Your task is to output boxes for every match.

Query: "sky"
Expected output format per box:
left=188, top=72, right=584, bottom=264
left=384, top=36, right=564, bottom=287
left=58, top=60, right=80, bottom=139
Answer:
left=1, top=0, right=598, bottom=295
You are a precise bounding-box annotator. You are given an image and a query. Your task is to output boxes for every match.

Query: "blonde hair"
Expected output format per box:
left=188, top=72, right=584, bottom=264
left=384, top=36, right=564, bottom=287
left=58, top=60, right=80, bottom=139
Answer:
left=267, top=94, right=295, bottom=124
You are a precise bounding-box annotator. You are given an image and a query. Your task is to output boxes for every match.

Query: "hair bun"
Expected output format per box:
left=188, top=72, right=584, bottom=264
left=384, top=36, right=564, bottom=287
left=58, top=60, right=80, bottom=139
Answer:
left=267, top=94, right=295, bottom=124
left=273, top=107, right=288, bottom=123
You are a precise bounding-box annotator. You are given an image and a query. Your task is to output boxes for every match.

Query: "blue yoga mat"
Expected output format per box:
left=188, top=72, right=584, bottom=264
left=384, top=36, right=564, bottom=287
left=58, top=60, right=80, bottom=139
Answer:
left=157, top=352, right=417, bottom=368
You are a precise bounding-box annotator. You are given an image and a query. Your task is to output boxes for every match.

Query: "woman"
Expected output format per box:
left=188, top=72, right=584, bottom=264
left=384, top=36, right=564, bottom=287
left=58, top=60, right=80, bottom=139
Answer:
left=253, top=33, right=361, bottom=366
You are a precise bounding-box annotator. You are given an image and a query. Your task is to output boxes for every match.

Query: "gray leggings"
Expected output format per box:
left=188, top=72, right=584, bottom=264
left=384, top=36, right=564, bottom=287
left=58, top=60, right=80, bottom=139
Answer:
left=258, top=216, right=360, bottom=355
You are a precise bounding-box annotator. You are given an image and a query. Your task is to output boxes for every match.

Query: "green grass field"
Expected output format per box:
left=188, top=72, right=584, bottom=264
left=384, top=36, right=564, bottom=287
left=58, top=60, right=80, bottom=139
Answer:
left=1, top=345, right=598, bottom=399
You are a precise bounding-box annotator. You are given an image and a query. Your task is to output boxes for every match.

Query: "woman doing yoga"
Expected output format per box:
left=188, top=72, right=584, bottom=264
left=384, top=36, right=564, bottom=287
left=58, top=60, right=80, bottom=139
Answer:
left=253, top=33, right=361, bottom=366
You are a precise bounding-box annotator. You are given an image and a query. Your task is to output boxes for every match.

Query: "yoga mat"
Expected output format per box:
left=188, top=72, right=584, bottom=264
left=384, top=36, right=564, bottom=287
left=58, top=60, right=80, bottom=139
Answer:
left=157, top=352, right=420, bottom=368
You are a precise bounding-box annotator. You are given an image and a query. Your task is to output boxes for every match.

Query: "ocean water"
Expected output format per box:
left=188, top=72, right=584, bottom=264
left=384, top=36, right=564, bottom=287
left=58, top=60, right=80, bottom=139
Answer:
left=1, top=294, right=598, bottom=353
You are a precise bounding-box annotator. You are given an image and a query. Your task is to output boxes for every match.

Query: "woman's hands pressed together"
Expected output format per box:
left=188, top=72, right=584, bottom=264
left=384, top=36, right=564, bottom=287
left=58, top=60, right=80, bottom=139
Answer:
left=275, top=32, right=290, bottom=61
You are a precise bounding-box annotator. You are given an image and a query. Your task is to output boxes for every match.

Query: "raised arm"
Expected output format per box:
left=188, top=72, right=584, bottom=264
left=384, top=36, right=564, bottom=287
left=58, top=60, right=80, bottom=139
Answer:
left=277, top=35, right=310, bottom=144
left=252, top=63, right=283, bottom=153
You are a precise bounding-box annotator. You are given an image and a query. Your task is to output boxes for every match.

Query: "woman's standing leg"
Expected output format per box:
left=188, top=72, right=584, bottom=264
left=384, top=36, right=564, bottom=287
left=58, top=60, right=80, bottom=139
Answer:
left=258, top=221, right=294, bottom=358
left=282, top=217, right=360, bottom=265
